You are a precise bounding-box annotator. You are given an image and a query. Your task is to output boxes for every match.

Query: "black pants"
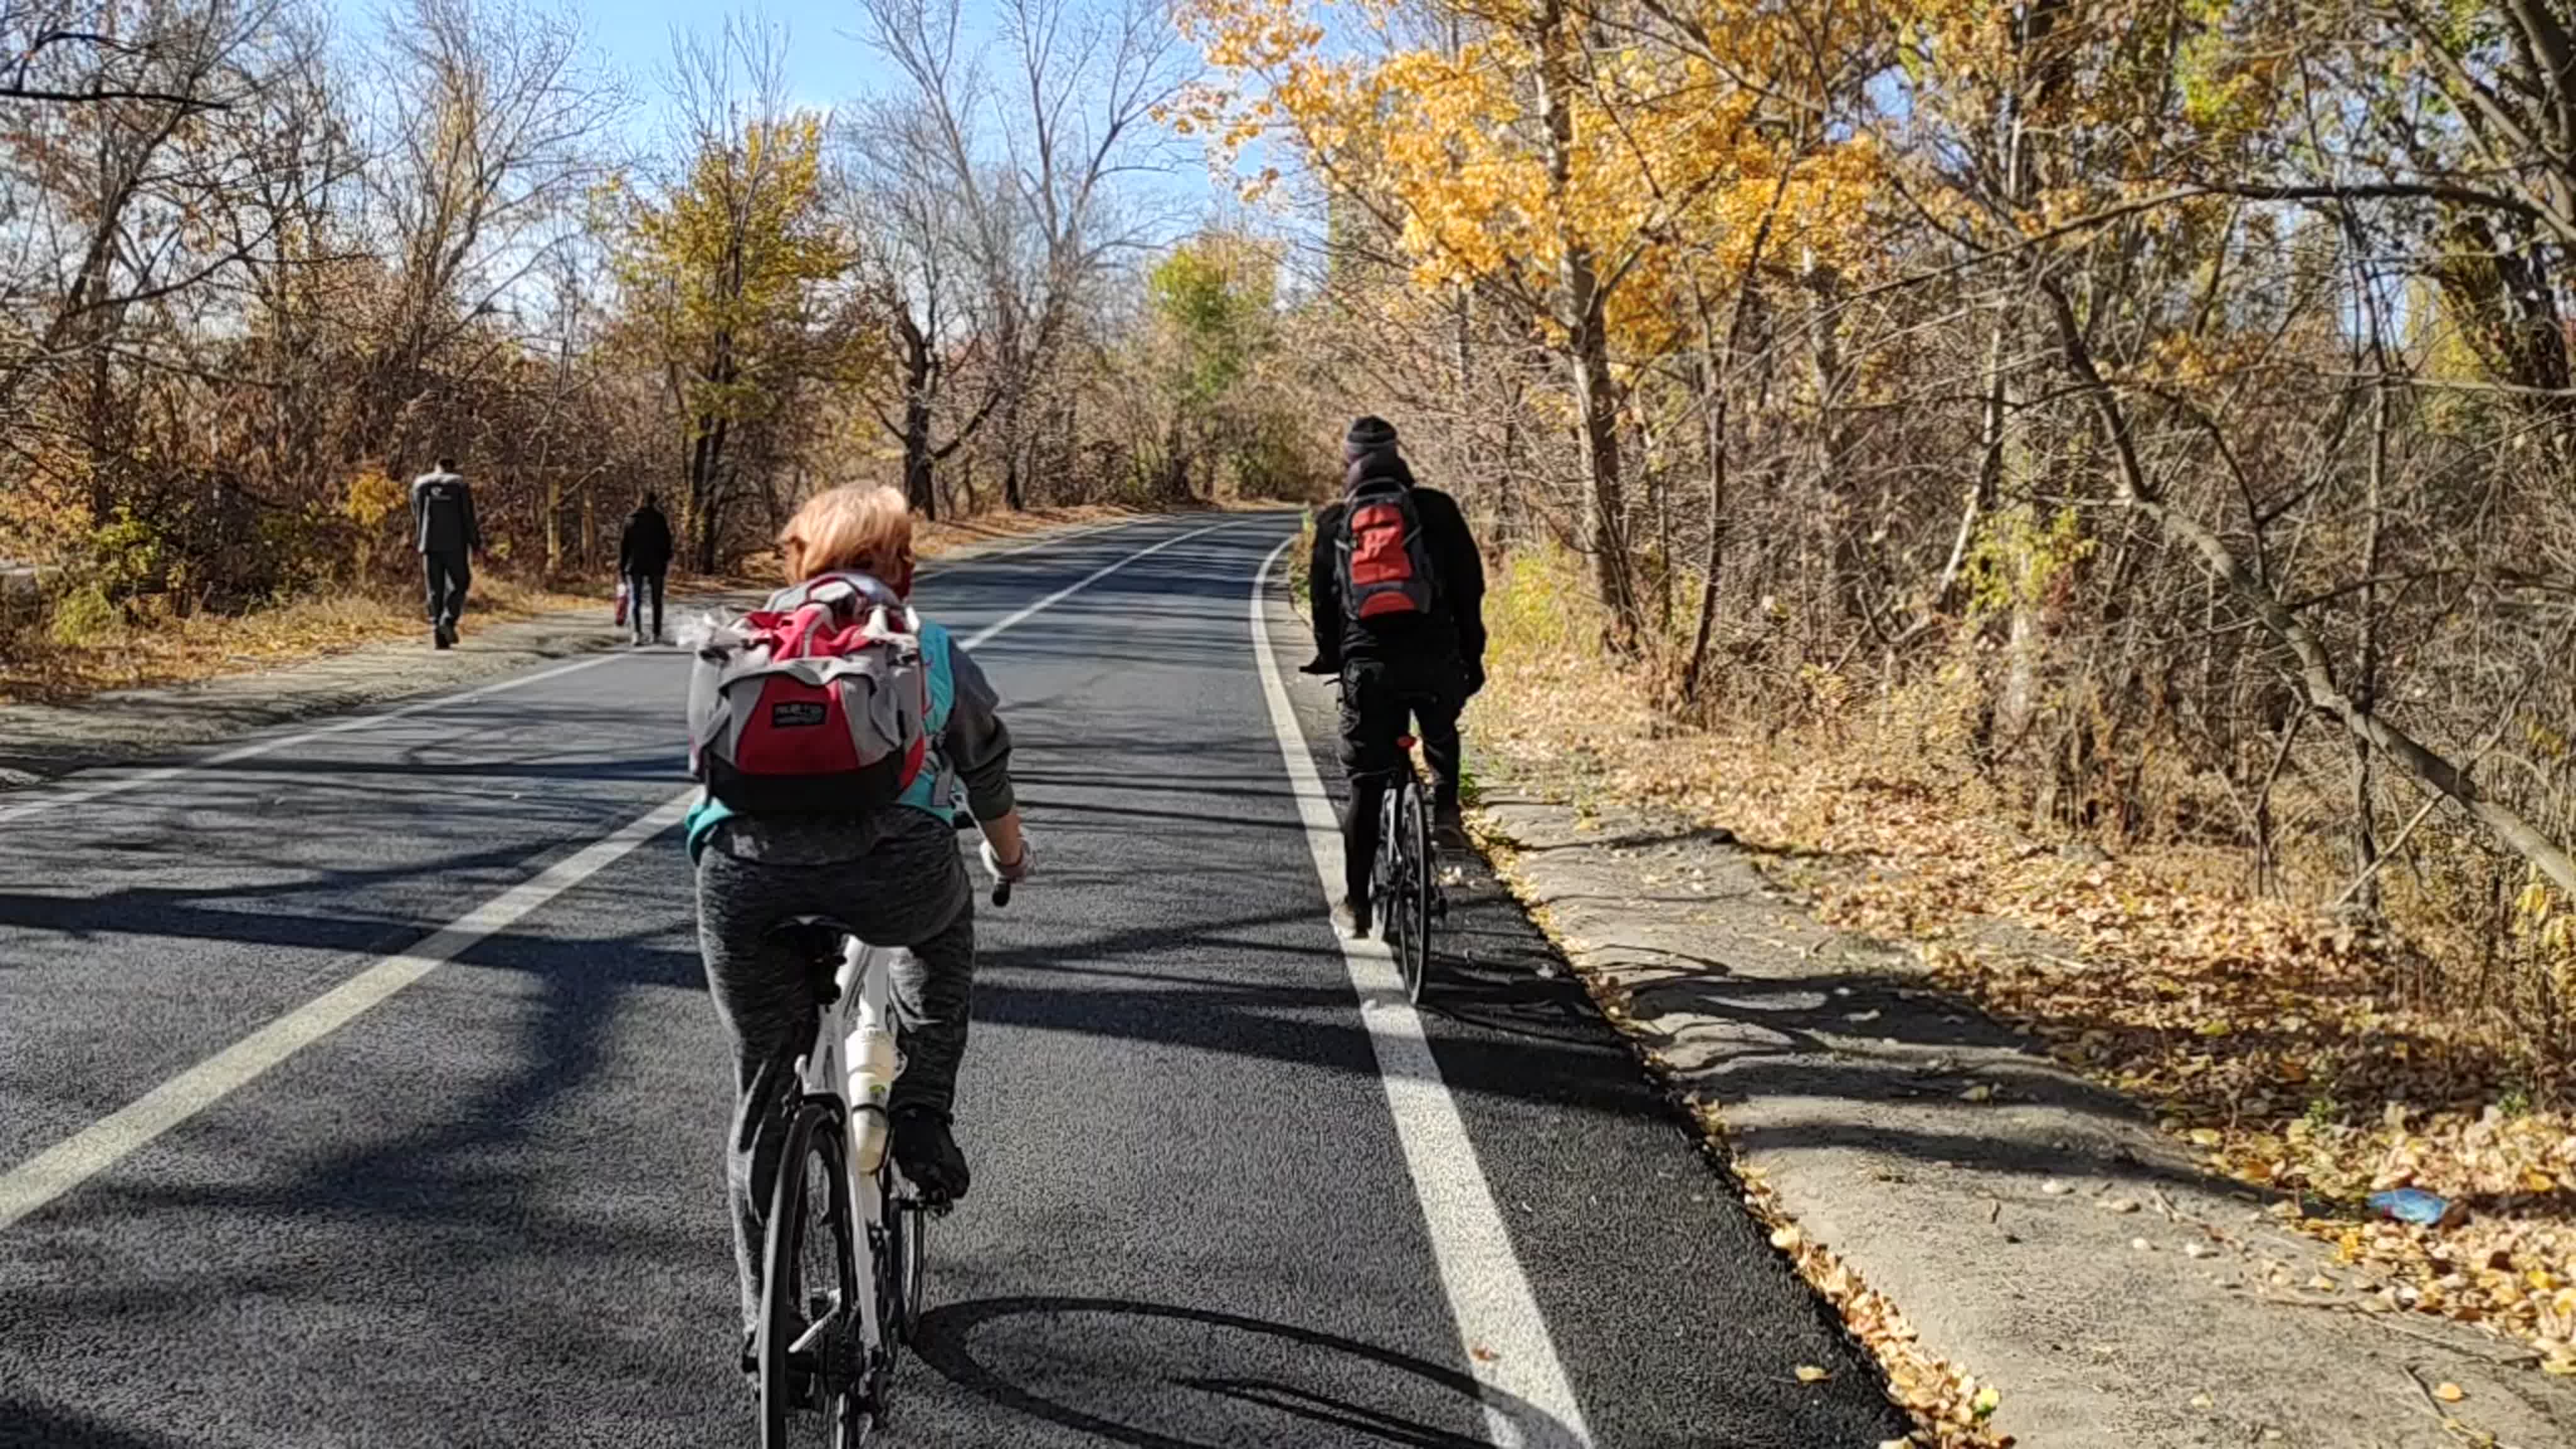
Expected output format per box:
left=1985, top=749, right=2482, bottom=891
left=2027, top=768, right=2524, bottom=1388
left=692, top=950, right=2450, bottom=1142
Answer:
left=625, top=570, right=665, bottom=641
left=694, top=815, right=975, bottom=1336
left=1338, top=657, right=1463, bottom=908
left=421, top=550, right=470, bottom=631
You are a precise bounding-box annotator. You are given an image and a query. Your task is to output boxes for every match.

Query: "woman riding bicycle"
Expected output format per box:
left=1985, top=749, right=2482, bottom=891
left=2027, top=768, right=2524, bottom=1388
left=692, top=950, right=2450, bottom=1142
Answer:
left=685, top=484, right=1031, bottom=1363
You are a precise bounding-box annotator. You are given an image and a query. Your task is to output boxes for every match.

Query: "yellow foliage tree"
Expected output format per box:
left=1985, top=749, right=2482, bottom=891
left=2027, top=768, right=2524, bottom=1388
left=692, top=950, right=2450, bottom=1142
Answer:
left=602, top=109, right=857, bottom=570
left=1175, top=0, right=1885, bottom=637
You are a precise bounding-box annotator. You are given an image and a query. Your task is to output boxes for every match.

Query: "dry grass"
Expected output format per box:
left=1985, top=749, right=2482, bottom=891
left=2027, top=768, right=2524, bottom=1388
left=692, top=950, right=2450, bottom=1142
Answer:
left=1468, top=546, right=2576, bottom=1391
left=0, top=574, right=592, bottom=706
left=0, top=503, right=1238, bottom=706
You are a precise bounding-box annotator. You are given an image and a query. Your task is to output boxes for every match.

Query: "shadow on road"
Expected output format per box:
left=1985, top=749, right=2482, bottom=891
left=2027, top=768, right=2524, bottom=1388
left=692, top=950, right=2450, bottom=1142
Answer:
left=0, top=1395, right=182, bottom=1449
left=914, top=1295, right=1582, bottom=1449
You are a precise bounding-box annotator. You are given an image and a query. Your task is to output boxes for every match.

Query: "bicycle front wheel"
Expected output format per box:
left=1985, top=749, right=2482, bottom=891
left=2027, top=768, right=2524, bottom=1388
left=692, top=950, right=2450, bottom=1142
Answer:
left=1391, top=779, right=1433, bottom=1004
left=882, top=1174, right=928, bottom=1345
left=760, top=1100, right=866, bottom=1449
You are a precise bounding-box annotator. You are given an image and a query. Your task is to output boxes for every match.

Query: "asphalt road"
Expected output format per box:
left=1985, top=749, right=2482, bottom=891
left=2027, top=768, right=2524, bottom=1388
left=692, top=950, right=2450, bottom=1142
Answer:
left=0, top=514, right=1906, bottom=1448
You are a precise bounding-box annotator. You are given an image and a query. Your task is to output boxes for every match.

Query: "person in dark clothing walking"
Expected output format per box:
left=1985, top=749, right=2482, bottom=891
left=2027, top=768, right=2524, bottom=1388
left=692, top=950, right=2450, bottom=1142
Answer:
left=412, top=457, right=480, bottom=649
left=618, top=494, right=675, bottom=646
left=1302, top=415, right=1487, bottom=938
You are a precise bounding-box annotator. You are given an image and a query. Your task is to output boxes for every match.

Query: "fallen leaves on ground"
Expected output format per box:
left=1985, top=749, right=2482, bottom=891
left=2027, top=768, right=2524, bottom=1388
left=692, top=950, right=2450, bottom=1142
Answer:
left=0, top=505, right=1182, bottom=706
left=1467, top=633, right=2576, bottom=1385
left=0, top=576, right=593, bottom=705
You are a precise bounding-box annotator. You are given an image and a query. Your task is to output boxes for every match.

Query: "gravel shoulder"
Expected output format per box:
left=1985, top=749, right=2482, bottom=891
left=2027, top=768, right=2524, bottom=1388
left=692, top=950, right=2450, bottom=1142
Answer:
left=1472, top=767, right=2576, bottom=1448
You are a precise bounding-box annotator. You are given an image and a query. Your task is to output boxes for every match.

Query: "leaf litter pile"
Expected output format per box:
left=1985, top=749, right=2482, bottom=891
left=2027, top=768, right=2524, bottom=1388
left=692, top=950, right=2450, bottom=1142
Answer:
left=1466, top=603, right=2576, bottom=1430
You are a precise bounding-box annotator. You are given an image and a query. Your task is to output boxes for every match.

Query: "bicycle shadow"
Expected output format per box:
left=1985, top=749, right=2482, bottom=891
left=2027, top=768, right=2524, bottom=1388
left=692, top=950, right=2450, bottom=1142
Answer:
left=911, top=1296, right=1584, bottom=1449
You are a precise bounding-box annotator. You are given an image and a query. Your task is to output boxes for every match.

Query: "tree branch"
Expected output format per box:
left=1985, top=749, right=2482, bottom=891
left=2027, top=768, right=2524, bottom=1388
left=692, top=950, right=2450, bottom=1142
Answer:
left=2038, top=277, right=2576, bottom=897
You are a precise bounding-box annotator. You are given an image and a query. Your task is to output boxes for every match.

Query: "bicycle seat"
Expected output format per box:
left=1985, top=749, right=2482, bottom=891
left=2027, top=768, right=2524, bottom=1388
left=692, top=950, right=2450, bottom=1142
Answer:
left=765, top=916, right=857, bottom=997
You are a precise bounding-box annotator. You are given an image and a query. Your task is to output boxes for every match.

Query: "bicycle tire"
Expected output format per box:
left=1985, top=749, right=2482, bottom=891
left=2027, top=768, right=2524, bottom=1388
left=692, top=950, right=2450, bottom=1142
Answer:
left=885, top=1177, right=928, bottom=1345
left=760, top=1099, right=865, bottom=1449
left=1393, top=777, right=1433, bottom=1004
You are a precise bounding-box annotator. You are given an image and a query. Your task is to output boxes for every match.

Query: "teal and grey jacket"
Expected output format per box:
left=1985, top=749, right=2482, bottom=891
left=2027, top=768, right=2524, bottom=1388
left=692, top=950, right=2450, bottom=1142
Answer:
left=684, top=616, right=1016, bottom=862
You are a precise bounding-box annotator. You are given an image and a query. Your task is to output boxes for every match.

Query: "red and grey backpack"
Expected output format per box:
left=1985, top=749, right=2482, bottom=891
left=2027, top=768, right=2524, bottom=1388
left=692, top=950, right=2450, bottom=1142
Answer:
left=687, top=572, right=929, bottom=814
left=1336, top=476, right=1438, bottom=624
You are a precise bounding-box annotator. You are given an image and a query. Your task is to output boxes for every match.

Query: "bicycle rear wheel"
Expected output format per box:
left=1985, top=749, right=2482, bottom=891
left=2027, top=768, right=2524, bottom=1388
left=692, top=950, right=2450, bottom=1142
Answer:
left=760, top=1100, right=867, bottom=1449
left=1390, top=778, right=1433, bottom=1004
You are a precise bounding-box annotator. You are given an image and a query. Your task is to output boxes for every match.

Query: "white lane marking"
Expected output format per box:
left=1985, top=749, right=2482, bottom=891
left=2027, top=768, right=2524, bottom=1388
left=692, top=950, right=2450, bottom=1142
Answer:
left=0, top=655, right=622, bottom=825
left=0, top=514, right=1168, bottom=826
left=967, top=518, right=1238, bottom=643
left=1245, top=536, right=1594, bottom=1448
left=0, top=794, right=692, bottom=1232
left=0, top=521, right=1222, bottom=1232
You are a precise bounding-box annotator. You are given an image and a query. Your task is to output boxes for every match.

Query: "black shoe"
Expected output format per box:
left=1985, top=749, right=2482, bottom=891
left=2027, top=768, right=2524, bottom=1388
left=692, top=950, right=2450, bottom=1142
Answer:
left=432, top=626, right=451, bottom=650
left=1340, top=894, right=1374, bottom=940
left=1433, top=804, right=1469, bottom=852
left=891, top=1108, right=969, bottom=1206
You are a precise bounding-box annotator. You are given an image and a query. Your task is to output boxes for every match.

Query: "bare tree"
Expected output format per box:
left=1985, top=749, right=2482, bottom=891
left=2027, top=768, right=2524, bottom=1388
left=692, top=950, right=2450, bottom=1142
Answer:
left=848, top=0, right=1191, bottom=515
left=358, top=0, right=617, bottom=466
left=0, top=0, right=298, bottom=453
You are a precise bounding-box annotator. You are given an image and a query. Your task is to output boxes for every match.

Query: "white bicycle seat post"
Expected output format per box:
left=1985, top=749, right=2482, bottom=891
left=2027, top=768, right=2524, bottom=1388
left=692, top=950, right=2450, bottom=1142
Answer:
left=845, top=940, right=899, bottom=1176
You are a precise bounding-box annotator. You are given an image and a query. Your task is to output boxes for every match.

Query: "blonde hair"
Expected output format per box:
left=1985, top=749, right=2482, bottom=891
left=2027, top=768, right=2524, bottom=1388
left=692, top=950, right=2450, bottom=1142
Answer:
left=780, top=486, right=914, bottom=585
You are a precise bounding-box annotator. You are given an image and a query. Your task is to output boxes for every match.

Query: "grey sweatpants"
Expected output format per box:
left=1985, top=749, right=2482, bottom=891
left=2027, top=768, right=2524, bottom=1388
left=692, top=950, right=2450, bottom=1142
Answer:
left=694, top=810, right=974, bottom=1333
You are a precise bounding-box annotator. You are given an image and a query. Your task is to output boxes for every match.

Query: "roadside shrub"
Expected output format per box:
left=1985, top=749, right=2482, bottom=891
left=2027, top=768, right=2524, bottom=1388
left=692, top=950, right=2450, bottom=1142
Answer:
left=47, top=582, right=120, bottom=648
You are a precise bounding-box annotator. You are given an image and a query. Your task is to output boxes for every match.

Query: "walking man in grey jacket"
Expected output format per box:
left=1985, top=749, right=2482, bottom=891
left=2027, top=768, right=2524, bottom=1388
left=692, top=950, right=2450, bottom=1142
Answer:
left=413, top=457, right=479, bottom=649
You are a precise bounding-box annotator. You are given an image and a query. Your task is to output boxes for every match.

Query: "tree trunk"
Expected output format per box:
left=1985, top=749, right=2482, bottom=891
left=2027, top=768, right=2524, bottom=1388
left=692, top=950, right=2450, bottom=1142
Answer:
left=1535, top=0, right=1638, bottom=642
left=2351, top=376, right=2389, bottom=914
left=545, top=473, right=562, bottom=577
left=901, top=321, right=938, bottom=521
left=690, top=412, right=730, bottom=574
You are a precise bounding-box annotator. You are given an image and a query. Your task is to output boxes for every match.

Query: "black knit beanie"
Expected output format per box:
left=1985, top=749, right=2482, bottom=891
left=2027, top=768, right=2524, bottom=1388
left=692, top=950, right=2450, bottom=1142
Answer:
left=1343, top=415, right=1399, bottom=461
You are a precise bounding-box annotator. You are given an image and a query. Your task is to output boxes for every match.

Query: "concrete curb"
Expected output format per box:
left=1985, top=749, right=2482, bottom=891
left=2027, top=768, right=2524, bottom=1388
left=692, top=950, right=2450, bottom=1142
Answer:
left=1470, top=775, right=2576, bottom=1448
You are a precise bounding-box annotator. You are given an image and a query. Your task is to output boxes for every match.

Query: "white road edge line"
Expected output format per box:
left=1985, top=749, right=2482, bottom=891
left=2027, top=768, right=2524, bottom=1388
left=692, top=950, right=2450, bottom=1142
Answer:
left=0, top=516, right=1237, bottom=1234
left=1245, top=535, right=1594, bottom=1449
left=0, top=513, right=1164, bottom=827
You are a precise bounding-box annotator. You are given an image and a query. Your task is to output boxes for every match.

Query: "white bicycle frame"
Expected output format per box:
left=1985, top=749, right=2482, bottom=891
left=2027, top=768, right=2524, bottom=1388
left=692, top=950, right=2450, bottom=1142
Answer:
left=787, top=928, right=912, bottom=1364
left=772, top=816, right=1011, bottom=1397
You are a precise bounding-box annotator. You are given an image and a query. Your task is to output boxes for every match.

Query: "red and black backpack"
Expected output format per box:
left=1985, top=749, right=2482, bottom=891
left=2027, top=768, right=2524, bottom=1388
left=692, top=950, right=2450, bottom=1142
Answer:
left=1335, top=477, right=1438, bottom=625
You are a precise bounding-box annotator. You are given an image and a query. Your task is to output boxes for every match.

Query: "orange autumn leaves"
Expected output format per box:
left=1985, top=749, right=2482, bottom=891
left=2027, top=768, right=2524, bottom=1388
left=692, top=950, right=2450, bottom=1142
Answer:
left=1173, top=0, right=1884, bottom=354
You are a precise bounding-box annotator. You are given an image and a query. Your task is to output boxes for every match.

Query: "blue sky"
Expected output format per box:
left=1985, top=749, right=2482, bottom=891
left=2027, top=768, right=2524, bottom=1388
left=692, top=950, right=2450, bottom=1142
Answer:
left=332, top=0, right=1238, bottom=220
left=329, top=0, right=1024, bottom=146
left=571, top=0, right=902, bottom=125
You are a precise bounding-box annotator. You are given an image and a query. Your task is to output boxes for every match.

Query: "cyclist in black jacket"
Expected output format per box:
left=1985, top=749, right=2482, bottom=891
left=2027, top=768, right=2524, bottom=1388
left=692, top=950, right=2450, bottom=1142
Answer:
left=1302, top=416, right=1487, bottom=938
